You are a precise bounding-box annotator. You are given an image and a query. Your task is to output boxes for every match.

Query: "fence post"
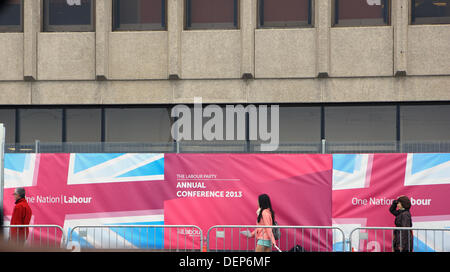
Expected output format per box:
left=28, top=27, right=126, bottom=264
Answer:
left=35, top=139, right=40, bottom=154
left=321, top=139, right=326, bottom=154
left=0, top=124, right=5, bottom=237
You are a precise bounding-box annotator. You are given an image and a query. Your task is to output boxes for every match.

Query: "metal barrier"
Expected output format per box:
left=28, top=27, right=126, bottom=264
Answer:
left=206, top=225, right=346, bottom=252
left=349, top=227, right=450, bottom=252
left=68, top=225, right=203, bottom=251
left=2, top=225, right=66, bottom=248
left=4, top=224, right=450, bottom=252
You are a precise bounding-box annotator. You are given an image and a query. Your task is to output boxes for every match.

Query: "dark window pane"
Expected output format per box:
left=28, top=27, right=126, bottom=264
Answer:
left=0, top=109, right=16, bottom=143
left=325, top=106, right=396, bottom=141
left=44, top=0, right=94, bottom=31
left=279, top=106, right=320, bottom=142
left=325, top=105, right=397, bottom=152
left=105, top=108, right=172, bottom=142
left=113, top=0, right=166, bottom=31
left=19, top=109, right=63, bottom=143
left=401, top=105, right=450, bottom=141
left=412, top=0, right=450, bottom=24
left=66, top=109, right=101, bottom=142
left=333, top=0, right=390, bottom=27
left=0, top=0, right=22, bottom=32
left=258, top=0, right=313, bottom=28
left=186, top=0, right=238, bottom=29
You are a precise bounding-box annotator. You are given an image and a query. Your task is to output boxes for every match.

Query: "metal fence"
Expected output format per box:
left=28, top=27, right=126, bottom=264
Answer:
left=68, top=225, right=204, bottom=252
left=6, top=140, right=450, bottom=154
left=349, top=227, right=450, bottom=252
left=206, top=225, right=346, bottom=252
left=1, top=225, right=66, bottom=248
left=3, top=224, right=450, bottom=252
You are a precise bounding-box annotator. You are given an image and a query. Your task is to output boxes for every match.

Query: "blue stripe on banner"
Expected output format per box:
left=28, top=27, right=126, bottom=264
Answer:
left=333, top=154, right=357, bottom=173
left=117, top=158, right=164, bottom=178
left=74, top=153, right=125, bottom=173
left=411, top=153, right=450, bottom=175
left=5, top=153, right=27, bottom=172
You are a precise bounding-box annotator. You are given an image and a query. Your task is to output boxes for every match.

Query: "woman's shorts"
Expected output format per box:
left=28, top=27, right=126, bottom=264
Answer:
left=257, top=239, right=272, bottom=247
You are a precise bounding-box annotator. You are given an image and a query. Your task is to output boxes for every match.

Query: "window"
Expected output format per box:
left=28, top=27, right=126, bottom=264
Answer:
left=401, top=105, right=450, bottom=141
left=411, top=0, right=450, bottom=24
left=325, top=105, right=396, bottom=141
left=66, top=109, right=101, bottom=142
left=185, top=0, right=239, bottom=29
left=43, top=0, right=95, bottom=32
left=278, top=106, right=320, bottom=142
left=113, top=0, right=166, bottom=31
left=105, top=108, right=172, bottom=142
left=324, top=105, right=397, bottom=152
left=333, top=0, right=390, bottom=27
left=0, top=0, right=22, bottom=32
left=0, top=109, right=16, bottom=143
left=258, top=0, right=313, bottom=28
left=18, top=109, right=63, bottom=143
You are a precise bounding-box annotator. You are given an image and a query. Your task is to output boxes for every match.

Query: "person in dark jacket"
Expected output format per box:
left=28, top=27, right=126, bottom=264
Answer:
left=389, top=195, right=413, bottom=252
left=10, top=187, right=32, bottom=245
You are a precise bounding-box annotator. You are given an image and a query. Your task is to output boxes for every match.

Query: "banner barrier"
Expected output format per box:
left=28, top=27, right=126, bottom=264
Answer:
left=3, top=153, right=450, bottom=252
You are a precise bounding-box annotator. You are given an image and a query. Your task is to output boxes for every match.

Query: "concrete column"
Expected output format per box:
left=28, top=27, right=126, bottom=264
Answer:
left=96, top=0, right=111, bottom=80
left=240, top=0, right=256, bottom=79
left=168, top=0, right=183, bottom=79
left=393, top=0, right=408, bottom=76
left=316, top=0, right=331, bottom=78
left=23, top=0, right=40, bottom=81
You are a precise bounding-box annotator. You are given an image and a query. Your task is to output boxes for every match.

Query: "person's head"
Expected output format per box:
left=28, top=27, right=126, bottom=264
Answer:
left=258, top=194, right=273, bottom=209
left=257, top=194, right=275, bottom=223
left=397, top=195, right=411, bottom=210
left=13, top=187, right=25, bottom=201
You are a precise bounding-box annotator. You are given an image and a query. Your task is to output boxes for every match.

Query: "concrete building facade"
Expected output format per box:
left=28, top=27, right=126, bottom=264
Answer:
left=0, top=0, right=450, bottom=151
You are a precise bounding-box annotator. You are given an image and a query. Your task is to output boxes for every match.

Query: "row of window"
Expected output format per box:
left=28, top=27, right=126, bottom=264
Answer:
left=1, top=104, right=450, bottom=145
left=0, top=0, right=449, bottom=32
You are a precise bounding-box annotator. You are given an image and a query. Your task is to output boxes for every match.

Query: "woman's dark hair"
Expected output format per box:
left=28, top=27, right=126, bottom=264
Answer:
left=257, top=194, right=275, bottom=224
left=398, top=196, right=411, bottom=210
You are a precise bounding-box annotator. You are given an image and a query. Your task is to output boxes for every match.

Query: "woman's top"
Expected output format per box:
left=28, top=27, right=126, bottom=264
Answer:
left=251, top=209, right=276, bottom=246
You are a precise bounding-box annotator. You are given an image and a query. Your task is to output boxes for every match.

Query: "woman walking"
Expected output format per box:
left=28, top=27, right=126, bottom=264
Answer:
left=250, top=194, right=277, bottom=252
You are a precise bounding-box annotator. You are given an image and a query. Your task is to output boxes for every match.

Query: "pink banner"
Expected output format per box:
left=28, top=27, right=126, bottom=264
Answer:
left=3, top=153, right=332, bottom=251
left=164, top=154, right=333, bottom=251
left=332, top=153, right=450, bottom=252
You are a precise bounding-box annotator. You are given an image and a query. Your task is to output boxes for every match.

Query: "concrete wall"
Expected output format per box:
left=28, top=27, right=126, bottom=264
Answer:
left=0, top=0, right=449, bottom=105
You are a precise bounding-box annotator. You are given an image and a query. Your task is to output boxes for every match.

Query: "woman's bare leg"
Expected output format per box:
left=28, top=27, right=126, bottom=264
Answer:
left=255, top=245, right=265, bottom=252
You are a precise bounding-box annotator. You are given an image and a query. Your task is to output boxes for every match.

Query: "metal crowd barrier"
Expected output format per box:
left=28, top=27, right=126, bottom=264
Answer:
left=68, top=225, right=203, bottom=251
left=206, top=225, right=346, bottom=252
left=3, top=224, right=450, bottom=252
left=2, top=225, right=66, bottom=248
left=349, top=227, right=450, bottom=252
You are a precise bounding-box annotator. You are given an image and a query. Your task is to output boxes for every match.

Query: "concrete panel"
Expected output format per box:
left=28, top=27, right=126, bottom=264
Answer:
left=0, top=82, right=31, bottom=104
left=330, top=27, right=394, bottom=77
left=37, top=33, right=95, bottom=80
left=255, top=29, right=317, bottom=78
left=172, top=80, right=246, bottom=103
left=23, top=0, right=40, bottom=80
left=401, top=76, right=450, bottom=101
left=31, top=81, right=102, bottom=104
left=109, top=32, right=168, bottom=80
left=102, top=81, right=172, bottom=104
left=323, top=77, right=398, bottom=102
left=408, top=25, right=450, bottom=76
left=96, top=0, right=112, bottom=79
left=0, top=34, right=24, bottom=81
left=181, top=30, right=241, bottom=79
left=248, top=79, right=321, bottom=103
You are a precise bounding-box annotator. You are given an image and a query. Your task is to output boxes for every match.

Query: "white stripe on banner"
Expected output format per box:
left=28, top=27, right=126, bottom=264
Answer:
left=67, top=153, right=164, bottom=185
left=404, top=153, right=450, bottom=186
